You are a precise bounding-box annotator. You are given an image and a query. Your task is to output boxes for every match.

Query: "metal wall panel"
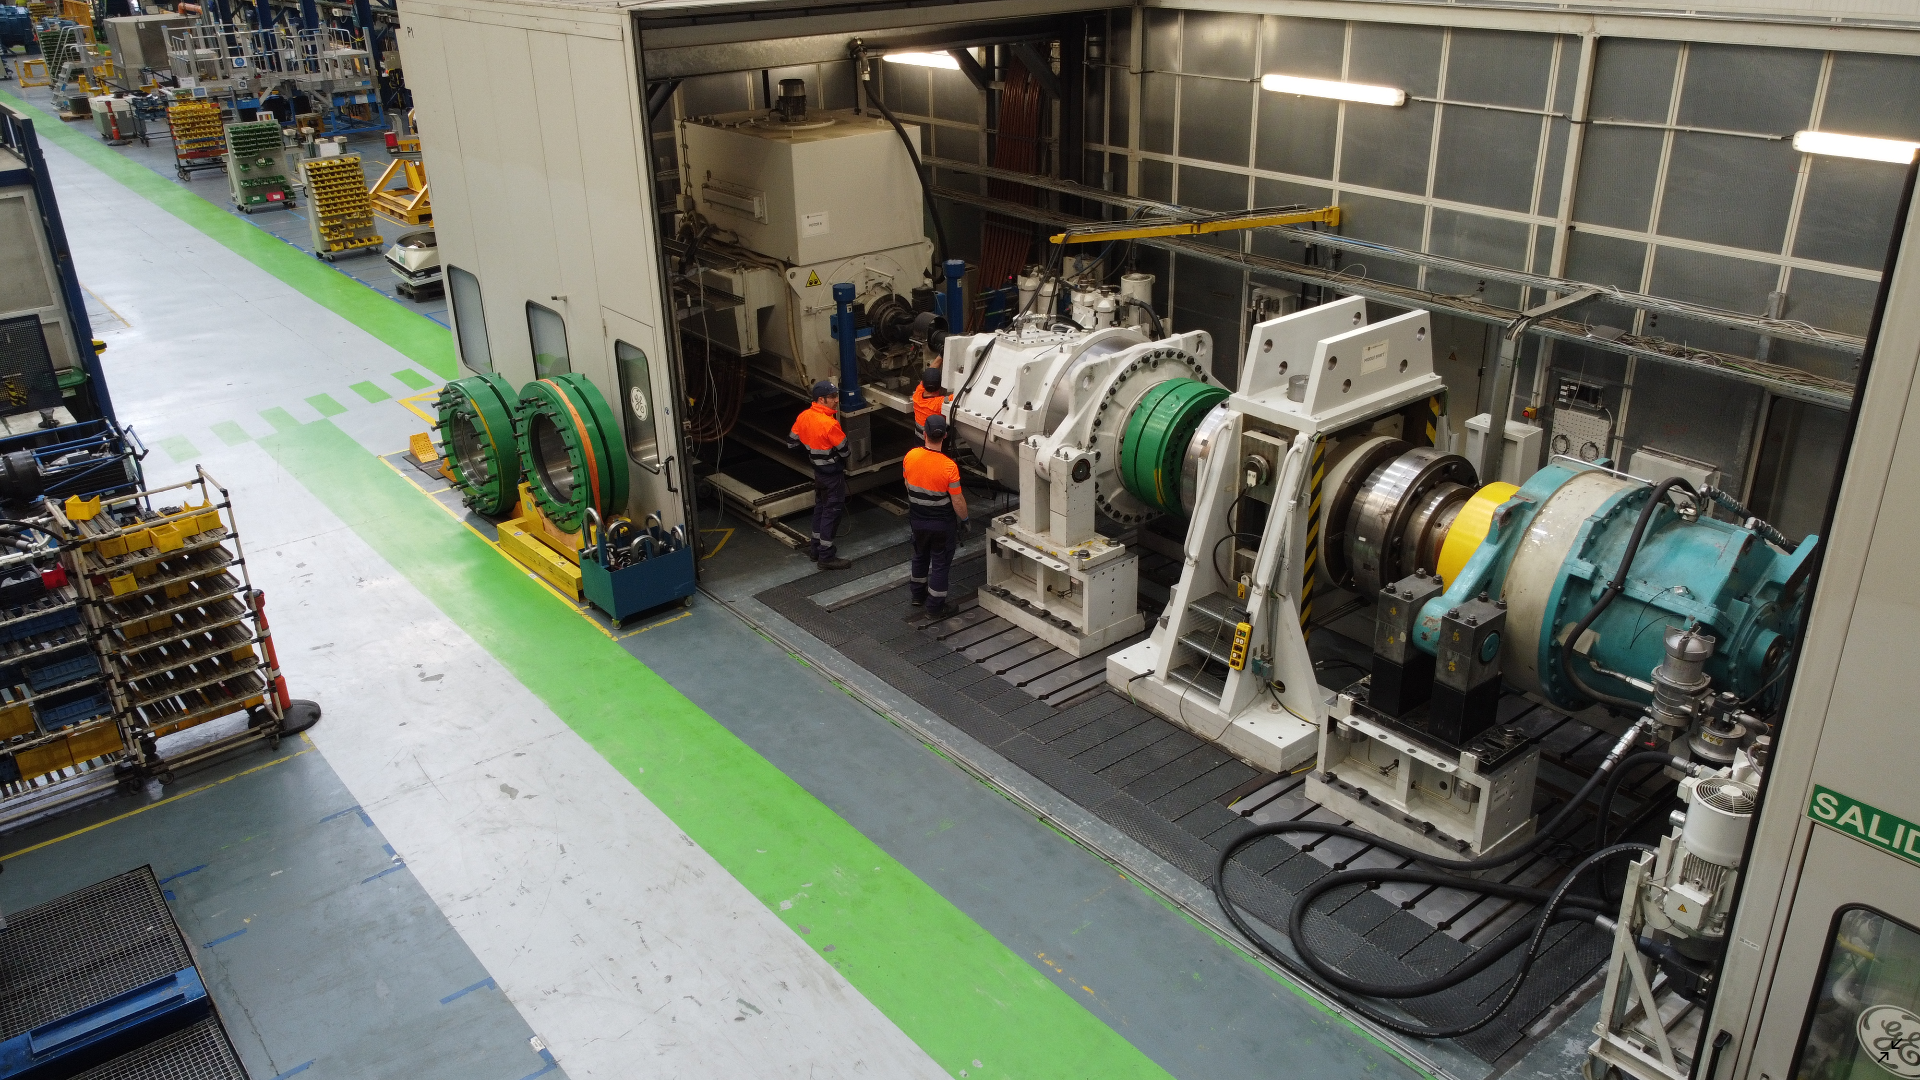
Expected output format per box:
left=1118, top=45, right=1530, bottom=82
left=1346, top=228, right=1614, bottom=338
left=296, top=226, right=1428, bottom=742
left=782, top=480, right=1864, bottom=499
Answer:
left=1571, top=124, right=1664, bottom=231
left=1432, top=107, right=1538, bottom=213
left=1621, top=361, right=1763, bottom=493
left=1656, top=133, right=1800, bottom=252
left=1177, top=76, right=1253, bottom=166
left=1338, top=101, right=1436, bottom=195
left=1823, top=52, right=1920, bottom=141
left=1645, top=246, right=1776, bottom=355
left=1426, top=208, right=1530, bottom=309
left=1259, top=15, right=1343, bottom=80
left=1179, top=10, right=1255, bottom=77
left=1676, top=43, right=1821, bottom=134
left=1588, top=38, right=1678, bottom=123
left=1446, top=29, right=1554, bottom=109
left=1347, top=22, right=1442, bottom=97
left=1330, top=192, right=1423, bottom=288
left=1254, top=92, right=1337, bottom=178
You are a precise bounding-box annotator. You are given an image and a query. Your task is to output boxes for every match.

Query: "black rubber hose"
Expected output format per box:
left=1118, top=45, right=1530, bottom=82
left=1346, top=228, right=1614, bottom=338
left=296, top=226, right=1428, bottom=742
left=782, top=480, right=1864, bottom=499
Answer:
left=863, top=86, right=951, bottom=276
left=1216, top=841, right=1652, bottom=1038
left=1286, top=866, right=1609, bottom=999
left=1593, top=751, right=1687, bottom=850
left=1558, top=476, right=1698, bottom=702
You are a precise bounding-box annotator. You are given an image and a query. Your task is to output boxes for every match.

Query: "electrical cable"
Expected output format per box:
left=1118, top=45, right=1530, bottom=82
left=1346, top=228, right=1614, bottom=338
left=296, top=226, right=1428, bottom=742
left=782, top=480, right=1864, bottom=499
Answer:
left=1217, top=837, right=1654, bottom=1038
left=1213, top=719, right=1653, bottom=1036
left=862, top=78, right=950, bottom=277
left=1593, top=751, right=1689, bottom=850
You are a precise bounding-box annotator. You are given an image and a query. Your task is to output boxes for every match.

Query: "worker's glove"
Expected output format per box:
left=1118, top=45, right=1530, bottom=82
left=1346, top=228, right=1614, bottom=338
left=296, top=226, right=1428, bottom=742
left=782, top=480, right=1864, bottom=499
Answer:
left=957, top=519, right=972, bottom=540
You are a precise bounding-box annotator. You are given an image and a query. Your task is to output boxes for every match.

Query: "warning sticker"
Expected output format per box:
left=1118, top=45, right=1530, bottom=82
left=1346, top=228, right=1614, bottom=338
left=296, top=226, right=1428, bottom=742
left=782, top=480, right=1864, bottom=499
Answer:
left=805, top=271, right=822, bottom=287
left=1362, top=339, right=1389, bottom=374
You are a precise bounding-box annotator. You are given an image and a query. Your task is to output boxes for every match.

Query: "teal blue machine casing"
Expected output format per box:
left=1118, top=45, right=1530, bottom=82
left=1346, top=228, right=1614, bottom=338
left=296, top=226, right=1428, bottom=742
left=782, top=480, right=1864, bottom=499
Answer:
left=1412, top=462, right=1818, bottom=712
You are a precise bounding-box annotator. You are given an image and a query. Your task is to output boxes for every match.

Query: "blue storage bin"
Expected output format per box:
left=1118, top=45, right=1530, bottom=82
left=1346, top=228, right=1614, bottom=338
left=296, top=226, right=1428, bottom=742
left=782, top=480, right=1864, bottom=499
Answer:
left=36, top=692, right=107, bottom=731
left=581, top=545, right=696, bottom=625
left=25, top=651, right=98, bottom=693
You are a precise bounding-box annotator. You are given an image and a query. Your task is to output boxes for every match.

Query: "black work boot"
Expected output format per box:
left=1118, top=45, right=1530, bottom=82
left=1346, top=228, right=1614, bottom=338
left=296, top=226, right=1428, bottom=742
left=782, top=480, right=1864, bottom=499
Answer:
left=816, top=555, right=852, bottom=571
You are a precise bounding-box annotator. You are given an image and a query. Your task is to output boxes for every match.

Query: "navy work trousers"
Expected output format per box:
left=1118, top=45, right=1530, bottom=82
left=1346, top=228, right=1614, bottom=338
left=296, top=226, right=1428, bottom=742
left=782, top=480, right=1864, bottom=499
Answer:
left=811, top=470, right=846, bottom=561
left=909, top=516, right=957, bottom=613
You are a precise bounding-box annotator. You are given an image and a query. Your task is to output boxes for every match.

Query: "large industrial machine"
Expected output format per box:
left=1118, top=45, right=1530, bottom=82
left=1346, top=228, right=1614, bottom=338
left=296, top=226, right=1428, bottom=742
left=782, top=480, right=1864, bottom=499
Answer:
left=673, top=79, right=968, bottom=533
left=939, top=317, right=1212, bottom=654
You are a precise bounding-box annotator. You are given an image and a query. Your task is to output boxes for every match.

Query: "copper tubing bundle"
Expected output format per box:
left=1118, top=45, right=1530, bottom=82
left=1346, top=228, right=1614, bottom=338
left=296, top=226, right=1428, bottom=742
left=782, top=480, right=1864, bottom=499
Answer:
left=975, top=61, right=1046, bottom=331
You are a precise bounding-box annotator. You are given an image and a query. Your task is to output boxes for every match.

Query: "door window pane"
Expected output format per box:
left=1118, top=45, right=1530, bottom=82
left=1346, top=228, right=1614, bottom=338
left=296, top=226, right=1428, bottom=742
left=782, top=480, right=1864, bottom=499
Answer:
left=1793, top=906, right=1920, bottom=1079
left=447, top=266, right=492, bottom=374
left=615, top=340, right=659, bottom=468
left=526, top=302, right=570, bottom=377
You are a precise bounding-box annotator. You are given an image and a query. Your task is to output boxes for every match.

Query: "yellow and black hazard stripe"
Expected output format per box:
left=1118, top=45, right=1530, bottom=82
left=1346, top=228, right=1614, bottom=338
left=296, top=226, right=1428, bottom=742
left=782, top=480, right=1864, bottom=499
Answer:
left=1424, top=393, right=1441, bottom=447
left=1300, top=438, right=1326, bottom=642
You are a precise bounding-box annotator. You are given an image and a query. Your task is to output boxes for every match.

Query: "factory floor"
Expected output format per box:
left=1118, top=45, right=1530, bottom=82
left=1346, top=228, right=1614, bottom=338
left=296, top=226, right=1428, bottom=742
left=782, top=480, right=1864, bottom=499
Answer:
left=0, top=85, right=1594, bottom=1080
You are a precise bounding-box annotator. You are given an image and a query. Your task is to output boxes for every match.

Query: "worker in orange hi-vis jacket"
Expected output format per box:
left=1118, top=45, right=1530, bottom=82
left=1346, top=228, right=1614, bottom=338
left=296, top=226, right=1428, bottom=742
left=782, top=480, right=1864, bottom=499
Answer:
left=789, top=380, right=853, bottom=570
left=911, top=365, right=949, bottom=439
left=903, top=413, right=969, bottom=619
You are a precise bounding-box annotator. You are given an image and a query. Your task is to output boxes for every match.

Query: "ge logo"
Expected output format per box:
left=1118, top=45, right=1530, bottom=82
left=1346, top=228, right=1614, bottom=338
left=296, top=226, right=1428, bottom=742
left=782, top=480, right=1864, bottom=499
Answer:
left=1858, top=1004, right=1920, bottom=1078
left=629, top=387, right=649, bottom=423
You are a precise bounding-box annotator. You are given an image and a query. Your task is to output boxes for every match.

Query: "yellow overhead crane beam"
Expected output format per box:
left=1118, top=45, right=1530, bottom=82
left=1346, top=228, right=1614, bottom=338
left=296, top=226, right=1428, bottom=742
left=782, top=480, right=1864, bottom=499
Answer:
left=1049, top=205, right=1341, bottom=245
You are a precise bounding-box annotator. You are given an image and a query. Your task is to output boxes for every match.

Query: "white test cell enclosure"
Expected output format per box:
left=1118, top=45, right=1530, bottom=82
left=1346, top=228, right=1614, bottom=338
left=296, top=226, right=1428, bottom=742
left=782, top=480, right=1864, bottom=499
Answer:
left=397, top=0, right=689, bottom=533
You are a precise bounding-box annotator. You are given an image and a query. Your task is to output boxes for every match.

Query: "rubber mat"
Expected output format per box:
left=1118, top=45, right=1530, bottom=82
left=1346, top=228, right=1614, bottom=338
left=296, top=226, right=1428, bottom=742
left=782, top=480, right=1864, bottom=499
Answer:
left=758, top=557, right=1621, bottom=1063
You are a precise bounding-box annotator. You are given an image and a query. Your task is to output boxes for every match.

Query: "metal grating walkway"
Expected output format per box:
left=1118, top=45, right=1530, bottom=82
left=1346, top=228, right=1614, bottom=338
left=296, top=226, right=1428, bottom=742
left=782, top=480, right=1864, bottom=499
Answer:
left=71, top=1017, right=249, bottom=1080
left=0, top=866, right=193, bottom=1041
left=758, top=549, right=1672, bottom=1063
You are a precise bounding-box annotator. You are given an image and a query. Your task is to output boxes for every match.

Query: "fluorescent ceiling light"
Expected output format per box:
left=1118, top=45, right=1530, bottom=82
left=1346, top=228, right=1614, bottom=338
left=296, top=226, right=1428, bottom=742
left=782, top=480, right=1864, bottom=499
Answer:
left=884, top=52, right=960, bottom=70
left=1792, top=129, right=1920, bottom=164
left=1260, top=73, right=1405, bottom=107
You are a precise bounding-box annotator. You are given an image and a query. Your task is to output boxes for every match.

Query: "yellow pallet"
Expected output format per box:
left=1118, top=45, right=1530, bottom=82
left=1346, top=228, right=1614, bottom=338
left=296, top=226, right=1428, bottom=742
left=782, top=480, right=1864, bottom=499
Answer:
left=497, top=517, right=582, bottom=599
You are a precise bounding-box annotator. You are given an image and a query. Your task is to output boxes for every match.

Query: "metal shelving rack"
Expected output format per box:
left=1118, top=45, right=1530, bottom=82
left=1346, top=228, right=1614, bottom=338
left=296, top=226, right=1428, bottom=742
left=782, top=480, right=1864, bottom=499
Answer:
left=223, top=119, right=294, bottom=213
left=165, top=100, right=226, bottom=182
left=0, top=533, right=121, bottom=804
left=302, top=154, right=383, bottom=259
left=48, top=467, right=285, bottom=786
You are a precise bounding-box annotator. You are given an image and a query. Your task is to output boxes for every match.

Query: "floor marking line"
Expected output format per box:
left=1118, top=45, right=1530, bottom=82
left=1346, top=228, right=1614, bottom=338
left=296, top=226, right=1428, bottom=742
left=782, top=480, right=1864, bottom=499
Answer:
left=439, top=976, right=497, bottom=1004
left=205, top=928, right=247, bottom=947
left=361, top=863, right=408, bottom=884
left=614, top=610, right=692, bottom=640
left=264, top=419, right=1185, bottom=1079
left=0, top=748, right=312, bottom=862
left=376, top=454, right=621, bottom=641
left=267, top=1061, right=314, bottom=1080
left=319, top=804, right=375, bottom=828
left=699, top=527, right=734, bottom=560
left=81, top=283, right=130, bottom=328
left=158, top=863, right=208, bottom=884
left=398, top=389, right=438, bottom=424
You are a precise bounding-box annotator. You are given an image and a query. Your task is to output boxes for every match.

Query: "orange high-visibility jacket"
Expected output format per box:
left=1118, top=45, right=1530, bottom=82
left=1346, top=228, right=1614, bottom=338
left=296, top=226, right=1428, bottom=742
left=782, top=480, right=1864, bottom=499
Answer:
left=911, top=385, right=949, bottom=435
left=791, top=400, right=850, bottom=474
left=903, top=446, right=961, bottom=520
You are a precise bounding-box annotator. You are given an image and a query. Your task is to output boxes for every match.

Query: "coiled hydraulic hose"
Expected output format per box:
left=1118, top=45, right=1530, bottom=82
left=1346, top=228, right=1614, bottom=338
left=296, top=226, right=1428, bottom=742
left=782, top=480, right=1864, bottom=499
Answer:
left=1214, top=720, right=1657, bottom=1038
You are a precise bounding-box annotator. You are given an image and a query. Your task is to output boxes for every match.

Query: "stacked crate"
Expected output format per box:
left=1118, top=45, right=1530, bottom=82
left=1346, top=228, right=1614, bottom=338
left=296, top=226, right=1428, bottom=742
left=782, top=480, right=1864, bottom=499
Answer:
left=166, top=100, right=225, bottom=179
left=222, top=119, right=292, bottom=212
left=302, top=154, right=382, bottom=259
left=0, top=548, right=121, bottom=798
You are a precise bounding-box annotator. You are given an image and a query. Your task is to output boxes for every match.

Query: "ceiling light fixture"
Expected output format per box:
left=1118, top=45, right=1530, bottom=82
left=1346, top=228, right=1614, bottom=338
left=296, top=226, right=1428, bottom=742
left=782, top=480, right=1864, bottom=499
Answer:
left=1792, top=130, right=1920, bottom=164
left=883, top=52, right=961, bottom=70
left=1260, top=73, right=1406, bottom=107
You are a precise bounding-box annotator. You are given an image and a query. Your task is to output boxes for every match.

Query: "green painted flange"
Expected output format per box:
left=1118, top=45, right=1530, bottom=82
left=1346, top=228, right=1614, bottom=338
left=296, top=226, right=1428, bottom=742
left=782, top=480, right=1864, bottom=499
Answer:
left=1119, top=377, right=1227, bottom=515
left=436, top=373, right=522, bottom=517
left=517, top=374, right=630, bottom=531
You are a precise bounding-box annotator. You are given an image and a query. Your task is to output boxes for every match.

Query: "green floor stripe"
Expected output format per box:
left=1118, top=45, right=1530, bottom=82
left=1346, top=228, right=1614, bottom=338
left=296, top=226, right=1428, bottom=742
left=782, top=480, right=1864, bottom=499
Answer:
left=260, top=407, right=302, bottom=433
left=391, top=369, right=433, bottom=391
left=211, top=420, right=252, bottom=446
left=157, top=435, right=199, bottom=464
left=305, top=393, right=348, bottom=418
left=349, top=380, right=391, bottom=403
left=0, top=88, right=457, bottom=381
left=258, top=419, right=1174, bottom=1080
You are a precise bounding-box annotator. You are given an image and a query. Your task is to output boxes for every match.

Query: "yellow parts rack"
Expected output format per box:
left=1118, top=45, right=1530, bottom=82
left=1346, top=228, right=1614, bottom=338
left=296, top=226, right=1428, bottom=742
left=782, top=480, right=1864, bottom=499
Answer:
left=1049, top=205, right=1341, bottom=246
left=1436, top=482, right=1519, bottom=587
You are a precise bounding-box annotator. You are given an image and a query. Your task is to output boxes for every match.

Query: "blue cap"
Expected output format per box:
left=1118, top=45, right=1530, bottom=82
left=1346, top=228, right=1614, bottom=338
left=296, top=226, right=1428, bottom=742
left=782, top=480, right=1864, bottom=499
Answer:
left=812, top=380, right=837, bottom=399
left=921, top=366, right=942, bottom=391
left=924, top=413, right=948, bottom=439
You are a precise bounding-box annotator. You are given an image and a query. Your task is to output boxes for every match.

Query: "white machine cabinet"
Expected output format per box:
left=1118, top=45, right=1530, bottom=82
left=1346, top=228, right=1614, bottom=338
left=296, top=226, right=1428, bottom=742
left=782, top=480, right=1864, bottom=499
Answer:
left=680, top=110, right=925, bottom=266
